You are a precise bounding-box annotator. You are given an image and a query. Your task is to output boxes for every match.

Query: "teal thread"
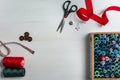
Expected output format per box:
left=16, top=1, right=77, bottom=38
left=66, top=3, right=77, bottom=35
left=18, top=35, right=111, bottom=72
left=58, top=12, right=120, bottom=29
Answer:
left=3, top=68, right=25, bottom=77
left=94, top=33, right=120, bottom=78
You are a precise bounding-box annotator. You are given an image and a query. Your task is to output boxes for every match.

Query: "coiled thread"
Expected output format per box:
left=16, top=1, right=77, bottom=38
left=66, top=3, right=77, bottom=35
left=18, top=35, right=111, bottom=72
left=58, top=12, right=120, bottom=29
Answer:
left=2, top=57, right=24, bottom=68
left=94, top=33, right=120, bottom=78
left=3, top=68, right=25, bottom=77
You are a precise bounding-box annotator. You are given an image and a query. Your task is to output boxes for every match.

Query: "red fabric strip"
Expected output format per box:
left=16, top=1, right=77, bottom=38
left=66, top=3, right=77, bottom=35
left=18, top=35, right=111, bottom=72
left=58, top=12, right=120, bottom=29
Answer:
left=85, top=0, right=93, bottom=16
left=76, top=0, right=120, bottom=25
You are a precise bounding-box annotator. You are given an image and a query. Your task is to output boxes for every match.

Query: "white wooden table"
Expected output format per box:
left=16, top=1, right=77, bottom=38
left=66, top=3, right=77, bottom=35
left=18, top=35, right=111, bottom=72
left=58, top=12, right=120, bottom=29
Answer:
left=0, top=0, right=120, bottom=80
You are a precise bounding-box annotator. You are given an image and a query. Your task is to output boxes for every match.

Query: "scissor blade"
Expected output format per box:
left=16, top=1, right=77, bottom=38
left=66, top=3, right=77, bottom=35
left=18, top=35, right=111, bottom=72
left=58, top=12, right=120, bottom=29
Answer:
left=60, top=19, right=65, bottom=33
left=57, top=18, right=64, bottom=32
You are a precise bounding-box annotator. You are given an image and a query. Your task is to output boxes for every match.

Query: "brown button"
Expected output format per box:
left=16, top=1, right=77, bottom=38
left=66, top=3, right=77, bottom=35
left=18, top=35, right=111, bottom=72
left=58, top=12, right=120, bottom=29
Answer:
left=19, top=32, right=32, bottom=42
left=24, top=36, right=29, bottom=40
left=24, top=32, right=29, bottom=37
left=19, top=36, right=24, bottom=41
left=28, top=37, right=32, bottom=42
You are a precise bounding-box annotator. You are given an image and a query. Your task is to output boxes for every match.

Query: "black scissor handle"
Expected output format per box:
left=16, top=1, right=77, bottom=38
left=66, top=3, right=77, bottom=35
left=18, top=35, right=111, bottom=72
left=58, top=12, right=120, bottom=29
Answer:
left=63, top=1, right=71, bottom=11
left=69, top=5, right=78, bottom=13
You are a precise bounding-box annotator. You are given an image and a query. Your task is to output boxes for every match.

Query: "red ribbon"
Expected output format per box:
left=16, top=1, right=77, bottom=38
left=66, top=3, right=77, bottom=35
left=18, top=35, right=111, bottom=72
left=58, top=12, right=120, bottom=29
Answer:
left=76, top=0, right=120, bottom=25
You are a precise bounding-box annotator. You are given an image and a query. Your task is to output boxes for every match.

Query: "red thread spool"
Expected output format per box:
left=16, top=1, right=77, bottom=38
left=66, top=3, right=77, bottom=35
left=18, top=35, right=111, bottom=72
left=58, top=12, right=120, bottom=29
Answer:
left=2, top=57, right=25, bottom=68
left=100, top=56, right=106, bottom=61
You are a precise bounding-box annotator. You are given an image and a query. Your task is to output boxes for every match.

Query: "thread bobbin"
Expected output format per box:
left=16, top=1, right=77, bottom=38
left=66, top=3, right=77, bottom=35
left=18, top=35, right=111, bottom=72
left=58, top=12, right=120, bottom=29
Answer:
left=2, top=57, right=25, bottom=68
left=3, top=68, right=25, bottom=77
left=2, top=57, right=26, bottom=77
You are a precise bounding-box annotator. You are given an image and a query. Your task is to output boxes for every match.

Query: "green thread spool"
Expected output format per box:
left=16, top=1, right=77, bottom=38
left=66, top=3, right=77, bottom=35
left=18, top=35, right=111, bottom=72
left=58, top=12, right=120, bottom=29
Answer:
left=95, top=40, right=101, bottom=44
left=94, top=44, right=99, bottom=48
left=94, top=33, right=120, bottom=78
left=3, top=68, right=25, bottom=77
left=94, top=36, right=99, bottom=41
left=100, top=51, right=106, bottom=56
left=115, top=64, right=119, bottom=69
left=94, top=74, right=101, bottom=78
left=94, top=71, right=100, bottom=76
left=96, top=50, right=101, bottom=55
left=103, top=69, right=107, bottom=74
left=110, top=65, right=115, bottom=70
left=115, top=70, right=120, bottom=78
left=109, top=34, right=114, bottom=39
left=98, top=68, right=102, bottom=73
left=94, top=45, right=99, bottom=51
left=113, top=60, right=118, bottom=64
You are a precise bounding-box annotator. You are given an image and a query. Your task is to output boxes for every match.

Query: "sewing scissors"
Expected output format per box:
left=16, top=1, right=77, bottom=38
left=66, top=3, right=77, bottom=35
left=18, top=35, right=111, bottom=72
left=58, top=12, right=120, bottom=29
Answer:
left=56, top=0, right=78, bottom=33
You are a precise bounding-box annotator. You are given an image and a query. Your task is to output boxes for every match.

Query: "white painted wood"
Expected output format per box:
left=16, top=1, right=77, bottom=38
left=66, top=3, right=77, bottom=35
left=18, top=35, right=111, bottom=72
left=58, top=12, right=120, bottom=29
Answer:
left=0, top=0, right=120, bottom=80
